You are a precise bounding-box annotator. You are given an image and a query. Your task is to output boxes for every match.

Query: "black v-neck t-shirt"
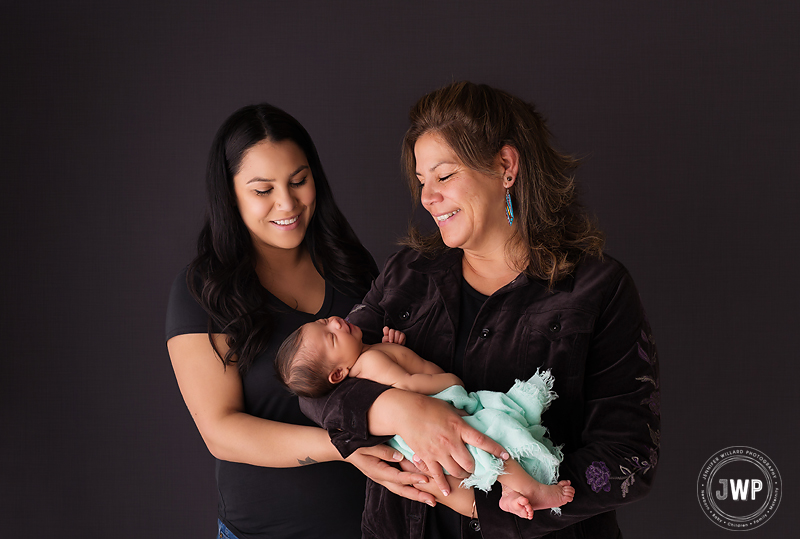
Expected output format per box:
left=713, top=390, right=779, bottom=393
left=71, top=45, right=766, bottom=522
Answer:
left=426, top=278, right=489, bottom=539
left=166, top=267, right=366, bottom=539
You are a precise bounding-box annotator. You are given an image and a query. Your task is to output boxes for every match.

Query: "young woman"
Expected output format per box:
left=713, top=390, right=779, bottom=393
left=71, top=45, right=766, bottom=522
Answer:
left=165, top=103, right=429, bottom=539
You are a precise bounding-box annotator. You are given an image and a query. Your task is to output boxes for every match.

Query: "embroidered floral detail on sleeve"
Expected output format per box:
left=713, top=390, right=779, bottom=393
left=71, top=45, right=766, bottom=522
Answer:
left=586, top=424, right=660, bottom=498
left=638, top=382, right=660, bottom=416
left=586, top=461, right=611, bottom=492
left=648, top=425, right=660, bottom=469
left=636, top=328, right=660, bottom=417
left=615, top=452, right=655, bottom=498
left=587, top=321, right=661, bottom=498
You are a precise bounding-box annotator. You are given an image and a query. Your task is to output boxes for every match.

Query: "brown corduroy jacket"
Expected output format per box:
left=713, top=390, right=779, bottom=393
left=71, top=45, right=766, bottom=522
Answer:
left=302, top=247, right=660, bottom=539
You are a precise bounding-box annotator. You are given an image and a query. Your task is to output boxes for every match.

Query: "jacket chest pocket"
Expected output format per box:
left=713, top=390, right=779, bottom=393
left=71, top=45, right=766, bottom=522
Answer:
left=379, top=289, right=452, bottom=366
left=519, top=308, right=596, bottom=381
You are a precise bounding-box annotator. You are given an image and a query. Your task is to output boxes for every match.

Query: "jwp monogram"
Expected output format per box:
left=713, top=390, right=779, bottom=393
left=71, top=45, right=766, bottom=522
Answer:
left=715, top=479, right=763, bottom=501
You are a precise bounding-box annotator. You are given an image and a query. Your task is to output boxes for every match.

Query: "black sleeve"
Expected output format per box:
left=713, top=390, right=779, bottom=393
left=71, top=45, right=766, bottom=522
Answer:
left=299, top=253, right=397, bottom=456
left=165, top=266, right=219, bottom=341
left=476, top=269, right=661, bottom=537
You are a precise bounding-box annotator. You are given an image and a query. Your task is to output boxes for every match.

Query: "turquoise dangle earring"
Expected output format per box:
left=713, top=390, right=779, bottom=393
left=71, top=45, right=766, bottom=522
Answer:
left=505, top=180, right=514, bottom=226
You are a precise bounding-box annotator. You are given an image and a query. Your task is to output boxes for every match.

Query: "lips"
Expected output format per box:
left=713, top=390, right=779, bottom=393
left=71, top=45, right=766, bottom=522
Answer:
left=434, top=209, right=460, bottom=225
left=271, top=215, right=299, bottom=226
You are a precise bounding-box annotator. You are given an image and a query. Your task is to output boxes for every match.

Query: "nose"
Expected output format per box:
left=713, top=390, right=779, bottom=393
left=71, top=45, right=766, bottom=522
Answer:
left=420, top=181, right=442, bottom=208
left=328, top=316, right=342, bottom=329
left=274, top=186, right=297, bottom=211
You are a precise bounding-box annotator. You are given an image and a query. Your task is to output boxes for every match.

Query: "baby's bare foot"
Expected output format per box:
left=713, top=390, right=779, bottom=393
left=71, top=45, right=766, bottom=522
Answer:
left=499, top=484, right=534, bottom=520
left=529, top=480, right=575, bottom=511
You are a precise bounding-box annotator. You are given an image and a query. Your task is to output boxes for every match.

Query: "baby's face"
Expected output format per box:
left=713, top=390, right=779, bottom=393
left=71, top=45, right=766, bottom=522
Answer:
left=304, top=316, right=363, bottom=371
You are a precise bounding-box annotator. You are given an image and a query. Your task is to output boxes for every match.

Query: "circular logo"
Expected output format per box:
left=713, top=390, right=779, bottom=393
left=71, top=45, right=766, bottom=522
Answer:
left=697, top=446, right=781, bottom=531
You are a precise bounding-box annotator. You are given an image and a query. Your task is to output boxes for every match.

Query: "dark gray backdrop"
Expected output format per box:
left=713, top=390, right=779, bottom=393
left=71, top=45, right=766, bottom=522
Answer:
left=2, top=1, right=797, bottom=537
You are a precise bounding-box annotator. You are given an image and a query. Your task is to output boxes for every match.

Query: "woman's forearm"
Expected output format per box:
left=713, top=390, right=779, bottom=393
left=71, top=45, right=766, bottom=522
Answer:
left=169, top=333, right=342, bottom=468
left=201, top=412, right=341, bottom=467
left=397, top=372, right=464, bottom=396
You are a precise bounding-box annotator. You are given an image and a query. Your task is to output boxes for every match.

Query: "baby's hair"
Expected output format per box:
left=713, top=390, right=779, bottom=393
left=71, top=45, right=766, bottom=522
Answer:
left=274, top=324, right=337, bottom=398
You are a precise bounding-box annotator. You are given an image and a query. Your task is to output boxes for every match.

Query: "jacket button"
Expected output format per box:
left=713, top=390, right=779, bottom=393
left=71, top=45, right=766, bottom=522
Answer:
left=469, top=518, right=481, bottom=531
left=399, top=311, right=410, bottom=321
left=480, top=328, right=490, bottom=339
left=550, top=322, right=561, bottom=332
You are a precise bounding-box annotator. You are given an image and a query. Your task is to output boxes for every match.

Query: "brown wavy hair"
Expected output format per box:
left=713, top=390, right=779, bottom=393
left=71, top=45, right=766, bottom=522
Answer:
left=401, top=81, right=604, bottom=285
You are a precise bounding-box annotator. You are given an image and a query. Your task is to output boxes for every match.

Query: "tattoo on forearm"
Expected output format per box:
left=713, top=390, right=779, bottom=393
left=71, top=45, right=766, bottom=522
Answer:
left=298, top=456, right=318, bottom=466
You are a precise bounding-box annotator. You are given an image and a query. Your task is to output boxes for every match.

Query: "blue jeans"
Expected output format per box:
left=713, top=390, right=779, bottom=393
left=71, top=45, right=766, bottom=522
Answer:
left=217, top=519, right=239, bottom=539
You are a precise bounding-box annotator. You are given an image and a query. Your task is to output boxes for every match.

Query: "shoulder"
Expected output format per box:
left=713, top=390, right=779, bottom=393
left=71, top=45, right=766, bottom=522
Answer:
left=382, top=246, right=426, bottom=271
left=530, top=254, right=641, bottom=318
left=369, top=248, right=446, bottom=309
left=166, top=266, right=194, bottom=312
left=571, top=253, right=646, bottom=324
left=165, top=265, right=213, bottom=341
left=571, top=253, right=631, bottom=292
left=353, top=348, right=397, bottom=378
left=380, top=246, right=460, bottom=282
left=359, top=346, right=395, bottom=363
left=368, top=343, right=401, bottom=360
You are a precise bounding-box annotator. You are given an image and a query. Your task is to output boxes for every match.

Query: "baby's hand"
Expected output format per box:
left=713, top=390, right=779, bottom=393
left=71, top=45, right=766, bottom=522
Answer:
left=382, top=326, right=406, bottom=345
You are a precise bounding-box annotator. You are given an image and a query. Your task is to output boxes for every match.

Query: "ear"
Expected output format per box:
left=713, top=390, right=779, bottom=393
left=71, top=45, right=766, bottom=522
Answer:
left=328, top=367, right=347, bottom=384
left=498, top=145, right=520, bottom=188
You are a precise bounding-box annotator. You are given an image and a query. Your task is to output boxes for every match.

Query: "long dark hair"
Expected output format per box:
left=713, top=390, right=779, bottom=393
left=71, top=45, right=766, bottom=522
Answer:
left=188, top=103, right=377, bottom=373
left=401, top=81, right=604, bottom=285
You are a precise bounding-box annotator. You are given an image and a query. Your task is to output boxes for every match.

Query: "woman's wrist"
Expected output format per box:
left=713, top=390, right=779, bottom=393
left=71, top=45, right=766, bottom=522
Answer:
left=284, top=425, right=347, bottom=466
left=317, top=426, right=347, bottom=463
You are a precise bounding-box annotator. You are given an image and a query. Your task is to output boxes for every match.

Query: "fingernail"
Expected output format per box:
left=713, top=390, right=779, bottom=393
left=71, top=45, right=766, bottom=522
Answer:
left=413, top=454, right=421, bottom=463
left=392, top=451, right=403, bottom=461
left=501, top=452, right=510, bottom=460
left=419, top=479, right=427, bottom=484
left=427, top=500, right=435, bottom=507
left=442, top=490, right=449, bottom=497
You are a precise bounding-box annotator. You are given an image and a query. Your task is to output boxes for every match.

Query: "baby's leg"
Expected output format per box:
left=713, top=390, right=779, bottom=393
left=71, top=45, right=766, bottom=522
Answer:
left=497, top=458, right=575, bottom=512
left=413, top=473, right=475, bottom=518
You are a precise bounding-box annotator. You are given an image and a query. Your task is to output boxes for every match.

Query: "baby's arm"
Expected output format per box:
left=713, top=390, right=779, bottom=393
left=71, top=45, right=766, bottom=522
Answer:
left=354, top=348, right=463, bottom=395
left=381, top=343, right=463, bottom=391
left=379, top=342, right=451, bottom=376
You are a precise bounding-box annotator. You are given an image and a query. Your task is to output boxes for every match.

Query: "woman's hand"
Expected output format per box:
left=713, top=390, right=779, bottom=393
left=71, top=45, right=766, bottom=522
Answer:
left=345, top=444, right=436, bottom=506
left=368, top=389, right=509, bottom=497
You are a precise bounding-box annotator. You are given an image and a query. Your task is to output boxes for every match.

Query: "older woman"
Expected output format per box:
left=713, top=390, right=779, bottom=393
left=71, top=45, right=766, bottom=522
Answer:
left=303, top=81, right=660, bottom=538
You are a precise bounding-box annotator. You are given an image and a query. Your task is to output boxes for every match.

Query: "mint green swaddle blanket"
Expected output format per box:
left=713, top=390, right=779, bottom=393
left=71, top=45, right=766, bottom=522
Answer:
left=388, top=369, right=563, bottom=493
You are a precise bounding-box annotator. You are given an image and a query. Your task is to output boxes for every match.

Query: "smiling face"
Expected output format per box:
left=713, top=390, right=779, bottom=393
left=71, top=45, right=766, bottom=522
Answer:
left=233, top=139, right=316, bottom=255
left=414, top=132, right=511, bottom=255
left=301, top=316, right=364, bottom=381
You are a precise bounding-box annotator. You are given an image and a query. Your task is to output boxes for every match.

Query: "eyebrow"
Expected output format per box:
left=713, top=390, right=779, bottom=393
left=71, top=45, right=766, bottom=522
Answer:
left=246, top=165, right=310, bottom=184
left=415, top=161, right=457, bottom=176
